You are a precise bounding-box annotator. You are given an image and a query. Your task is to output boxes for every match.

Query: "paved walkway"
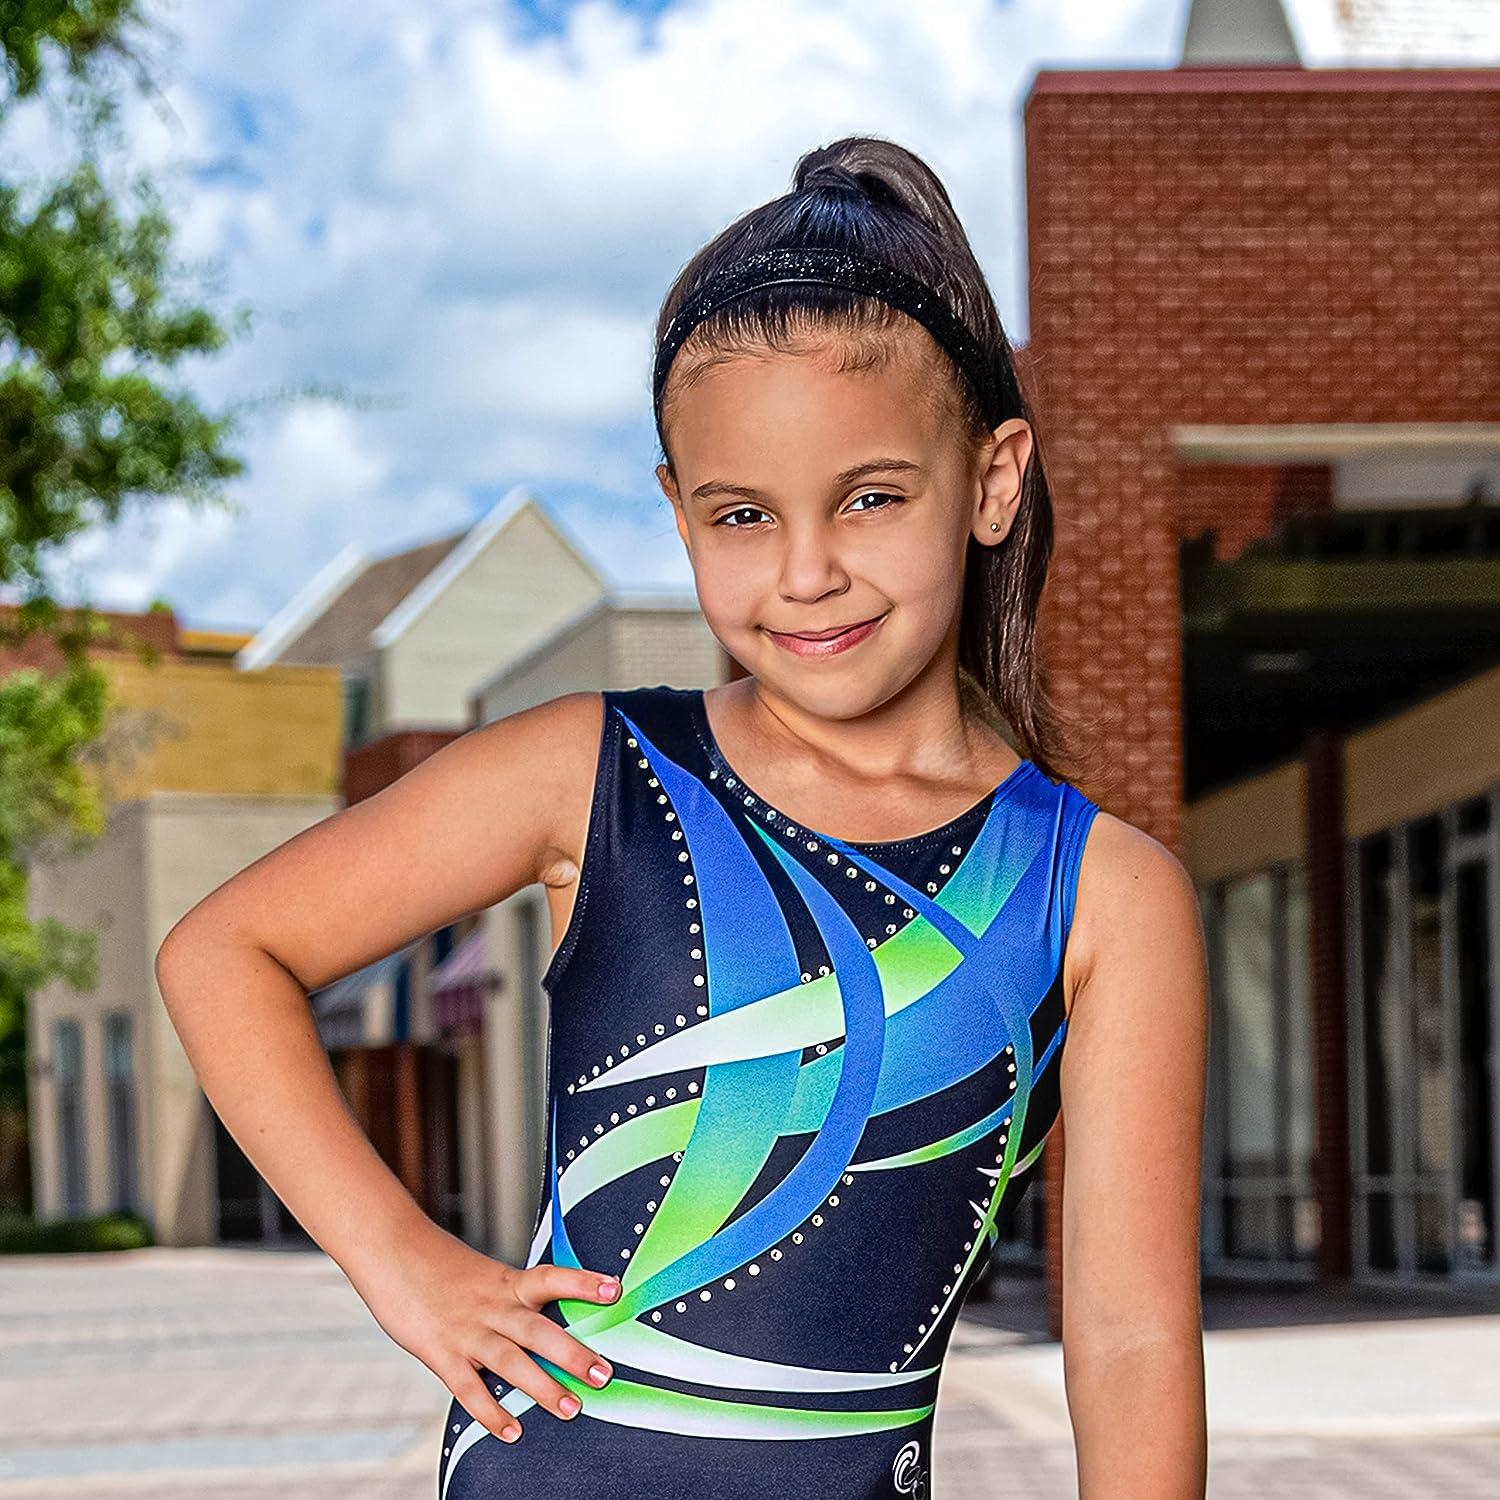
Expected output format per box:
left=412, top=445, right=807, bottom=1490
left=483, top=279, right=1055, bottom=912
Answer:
left=1, top=1248, right=1497, bottom=1496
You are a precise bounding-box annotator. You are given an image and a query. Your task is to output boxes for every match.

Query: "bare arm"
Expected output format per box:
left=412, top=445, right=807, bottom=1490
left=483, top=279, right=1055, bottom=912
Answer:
left=154, top=690, right=615, bottom=1444
left=1057, top=812, right=1210, bottom=1499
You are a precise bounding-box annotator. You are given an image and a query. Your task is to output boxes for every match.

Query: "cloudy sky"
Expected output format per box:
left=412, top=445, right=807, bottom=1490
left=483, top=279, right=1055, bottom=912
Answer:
left=19, top=0, right=1189, bottom=630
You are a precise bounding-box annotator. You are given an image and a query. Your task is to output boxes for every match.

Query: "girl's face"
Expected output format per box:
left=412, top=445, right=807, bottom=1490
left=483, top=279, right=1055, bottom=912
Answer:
left=657, top=332, right=1031, bottom=722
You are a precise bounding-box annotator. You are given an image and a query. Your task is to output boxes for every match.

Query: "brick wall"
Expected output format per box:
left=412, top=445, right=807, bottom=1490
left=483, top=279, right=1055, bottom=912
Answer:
left=1024, top=66, right=1500, bottom=843
left=1025, top=64, right=1500, bottom=1331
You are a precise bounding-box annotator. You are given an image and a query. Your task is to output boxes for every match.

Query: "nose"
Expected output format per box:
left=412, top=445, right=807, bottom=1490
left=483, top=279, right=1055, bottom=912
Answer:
left=777, top=518, right=850, bottom=606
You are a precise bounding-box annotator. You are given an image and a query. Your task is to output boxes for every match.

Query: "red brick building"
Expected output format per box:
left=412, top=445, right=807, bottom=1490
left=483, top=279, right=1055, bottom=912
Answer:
left=1020, top=36, right=1500, bottom=1330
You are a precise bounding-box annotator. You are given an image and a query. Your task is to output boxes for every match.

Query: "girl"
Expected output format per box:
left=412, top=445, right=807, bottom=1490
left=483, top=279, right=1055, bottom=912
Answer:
left=157, top=136, right=1208, bottom=1498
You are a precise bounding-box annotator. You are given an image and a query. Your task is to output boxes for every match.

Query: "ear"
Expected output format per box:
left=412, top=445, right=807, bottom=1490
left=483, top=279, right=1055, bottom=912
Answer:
left=657, top=462, right=693, bottom=555
left=971, top=418, right=1033, bottom=547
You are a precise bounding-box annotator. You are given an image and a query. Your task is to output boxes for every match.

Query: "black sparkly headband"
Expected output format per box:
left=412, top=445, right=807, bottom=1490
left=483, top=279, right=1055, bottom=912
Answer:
left=651, top=246, right=1008, bottom=432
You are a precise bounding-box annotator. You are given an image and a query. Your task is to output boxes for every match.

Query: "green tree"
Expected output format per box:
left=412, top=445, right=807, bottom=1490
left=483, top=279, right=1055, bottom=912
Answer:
left=0, top=1, right=245, bottom=1210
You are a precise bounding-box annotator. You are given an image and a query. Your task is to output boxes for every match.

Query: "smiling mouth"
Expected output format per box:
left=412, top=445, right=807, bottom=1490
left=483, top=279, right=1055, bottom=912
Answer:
left=762, top=611, right=889, bottom=658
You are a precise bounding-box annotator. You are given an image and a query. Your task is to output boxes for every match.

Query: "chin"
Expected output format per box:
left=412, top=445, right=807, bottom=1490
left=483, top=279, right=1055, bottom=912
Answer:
left=751, top=654, right=914, bottom=723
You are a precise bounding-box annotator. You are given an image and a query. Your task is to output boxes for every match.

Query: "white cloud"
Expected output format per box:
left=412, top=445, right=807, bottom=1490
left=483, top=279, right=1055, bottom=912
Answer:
left=18, top=0, right=1185, bottom=626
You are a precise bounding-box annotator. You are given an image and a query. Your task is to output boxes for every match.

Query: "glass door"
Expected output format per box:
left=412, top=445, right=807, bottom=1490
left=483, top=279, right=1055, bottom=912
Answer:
left=1349, top=787, right=1498, bottom=1281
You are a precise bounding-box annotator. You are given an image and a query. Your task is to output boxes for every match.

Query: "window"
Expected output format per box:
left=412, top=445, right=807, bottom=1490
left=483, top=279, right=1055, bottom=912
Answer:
left=1352, top=789, right=1499, bottom=1281
left=103, top=1011, right=140, bottom=1215
left=1200, top=862, right=1317, bottom=1272
left=52, top=1017, right=87, bottom=1218
left=342, top=673, right=372, bottom=746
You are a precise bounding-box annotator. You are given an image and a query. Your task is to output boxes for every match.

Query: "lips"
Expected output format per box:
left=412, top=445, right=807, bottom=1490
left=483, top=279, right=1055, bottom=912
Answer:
left=763, top=611, right=888, bottom=659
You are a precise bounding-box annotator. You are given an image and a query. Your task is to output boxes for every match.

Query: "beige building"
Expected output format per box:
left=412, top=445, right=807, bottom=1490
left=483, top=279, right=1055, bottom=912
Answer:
left=23, top=625, right=342, bottom=1244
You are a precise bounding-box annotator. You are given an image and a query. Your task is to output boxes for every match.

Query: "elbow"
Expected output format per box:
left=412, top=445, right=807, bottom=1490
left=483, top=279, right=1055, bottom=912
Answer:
left=1064, top=1318, right=1203, bottom=1379
left=154, top=913, right=207, bottom=1011
left=154, top=927, right=185, bottom=1008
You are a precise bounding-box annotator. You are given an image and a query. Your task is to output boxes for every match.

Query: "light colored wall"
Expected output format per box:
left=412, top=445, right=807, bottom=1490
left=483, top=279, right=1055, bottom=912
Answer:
left=476, top=606, right=613, bottom=721
left=1183, top=758, right=1304, bottom=885
left=478, top=892, right=550, bottom=1264
left=609, top=608, right=725, bottom=692
left=456, top=1032, right=490, bottom=1251
left=141, top=792, right=338, bottom=1244
left=1183, top=661, right=1500, bottom=883
left=379, top=505, right=604, bottom=730
left=26, top=791, right=338, bottom=1244
left=475, top=603, right=725, bottom=724
left=1344, top=662, right=1500, bottom=839
left=26, top=804, right=150, bottom=1224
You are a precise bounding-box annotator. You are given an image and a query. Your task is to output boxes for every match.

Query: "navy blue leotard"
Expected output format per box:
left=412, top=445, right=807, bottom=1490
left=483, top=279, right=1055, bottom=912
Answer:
left=438, top=684, right=1099, bottom=1499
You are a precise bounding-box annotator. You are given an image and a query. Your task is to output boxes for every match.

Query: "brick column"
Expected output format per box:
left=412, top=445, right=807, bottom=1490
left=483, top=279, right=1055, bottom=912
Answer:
left=1043, top=1120, right=1066, bottom=1339
left=393, top=1040, right=427, bottom=1208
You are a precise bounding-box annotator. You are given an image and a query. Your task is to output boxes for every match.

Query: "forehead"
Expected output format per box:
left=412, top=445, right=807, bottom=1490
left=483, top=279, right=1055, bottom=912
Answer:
left=663, top=329, right=957, bottom=480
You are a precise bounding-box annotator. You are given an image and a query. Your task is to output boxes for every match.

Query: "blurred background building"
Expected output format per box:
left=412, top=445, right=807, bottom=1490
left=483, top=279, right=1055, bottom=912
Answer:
left=18, top=610, right=343, bottom=1245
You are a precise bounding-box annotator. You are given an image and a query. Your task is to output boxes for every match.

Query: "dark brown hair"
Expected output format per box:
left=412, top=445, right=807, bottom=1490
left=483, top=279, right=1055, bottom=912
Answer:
left=653, top=134, right=1079, bottom=783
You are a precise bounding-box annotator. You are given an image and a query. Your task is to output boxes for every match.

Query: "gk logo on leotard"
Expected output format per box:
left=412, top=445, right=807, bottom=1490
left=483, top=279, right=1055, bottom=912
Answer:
left=891, top=1438, right=928, bottom=1498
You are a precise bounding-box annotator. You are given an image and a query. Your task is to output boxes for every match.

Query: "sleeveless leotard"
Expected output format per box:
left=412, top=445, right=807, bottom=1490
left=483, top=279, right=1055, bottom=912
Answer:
left=438, top=684, right=1099, bottom=1499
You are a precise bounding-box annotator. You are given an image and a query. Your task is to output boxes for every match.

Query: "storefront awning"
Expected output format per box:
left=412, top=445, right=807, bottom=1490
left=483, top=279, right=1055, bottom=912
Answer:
left=431, top=930, right=502, bottom=1038
left=309, top=943, right=417, bottom=1049
left=1172, top=422, right=1500, bottom=464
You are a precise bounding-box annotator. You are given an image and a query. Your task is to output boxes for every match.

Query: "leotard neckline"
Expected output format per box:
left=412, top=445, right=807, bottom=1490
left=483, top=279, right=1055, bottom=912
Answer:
left=689, top=685, right=1037, bottom=852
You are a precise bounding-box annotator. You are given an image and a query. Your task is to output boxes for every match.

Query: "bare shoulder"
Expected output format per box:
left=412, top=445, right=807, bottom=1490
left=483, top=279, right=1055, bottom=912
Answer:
left=468, top=689, right=603, bottom=766
left=466, top=690, right=605, bottom=856
left=1062, top=809, right=1205, bottom=1024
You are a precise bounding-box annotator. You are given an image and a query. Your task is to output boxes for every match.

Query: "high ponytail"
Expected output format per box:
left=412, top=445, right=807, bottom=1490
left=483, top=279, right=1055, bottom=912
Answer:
left=653, top=135, right=1084, bottom=784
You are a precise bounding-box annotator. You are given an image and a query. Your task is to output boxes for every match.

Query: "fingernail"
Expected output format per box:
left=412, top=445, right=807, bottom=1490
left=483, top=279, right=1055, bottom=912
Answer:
left=560, top=1394, right=581, bottom=1417
left=598, top=1279, right=619, bottom=1300
left=501, top=1424, right=521, bottom=1442
left=589, top=1363, right=611, bottom=1386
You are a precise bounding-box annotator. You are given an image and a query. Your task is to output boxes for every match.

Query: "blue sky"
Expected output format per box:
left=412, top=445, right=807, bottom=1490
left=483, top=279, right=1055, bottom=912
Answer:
left=21, top=0, right=1191, bottom=630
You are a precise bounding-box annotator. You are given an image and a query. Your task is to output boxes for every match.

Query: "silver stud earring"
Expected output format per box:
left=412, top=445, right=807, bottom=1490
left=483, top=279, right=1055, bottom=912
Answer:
left=988, top=522, right=1000, bottom=532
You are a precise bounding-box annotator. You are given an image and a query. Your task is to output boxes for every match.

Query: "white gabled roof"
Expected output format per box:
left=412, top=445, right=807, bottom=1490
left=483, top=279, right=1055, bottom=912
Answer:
left=369, top=484, right=605, bottom=649
left=236, top=542, right=366, bottom=671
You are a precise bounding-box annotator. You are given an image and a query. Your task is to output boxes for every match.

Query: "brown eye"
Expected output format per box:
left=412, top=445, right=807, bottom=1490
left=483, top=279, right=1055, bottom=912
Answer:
left=715, top=505, right=770, bottom=527
left=848, top=491, right=903, bottom=513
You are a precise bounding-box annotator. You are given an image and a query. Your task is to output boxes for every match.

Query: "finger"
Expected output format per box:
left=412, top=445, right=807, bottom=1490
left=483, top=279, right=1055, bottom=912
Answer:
left=444, top=1359, right=523, bottom=1445
left=476, top=1334, right=582, bottom=1423
left=513, top=1264, right=621, bottom=1311
left=511, top=1308, right=614, bottom=1389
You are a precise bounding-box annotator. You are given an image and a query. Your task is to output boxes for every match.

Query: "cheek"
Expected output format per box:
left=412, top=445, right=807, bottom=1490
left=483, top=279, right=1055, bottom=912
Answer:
left=856, top=520, right=966, bottom=610
left=691, top=540, right=766, bottom=630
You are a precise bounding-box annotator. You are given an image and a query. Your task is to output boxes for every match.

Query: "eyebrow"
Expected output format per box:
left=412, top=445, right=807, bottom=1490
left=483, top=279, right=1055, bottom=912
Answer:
left=689, top=457, right=926, bottom=504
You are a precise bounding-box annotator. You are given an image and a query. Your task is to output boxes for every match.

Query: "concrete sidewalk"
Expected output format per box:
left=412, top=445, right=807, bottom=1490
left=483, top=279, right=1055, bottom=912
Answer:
left=954, top=1297, right=1500, bottom=1441
left=1, top=1247, right=1497, bottom=1497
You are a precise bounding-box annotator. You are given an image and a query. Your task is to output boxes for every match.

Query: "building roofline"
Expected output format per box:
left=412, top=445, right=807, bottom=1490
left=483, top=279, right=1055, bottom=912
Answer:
left=607, top=588, right=701, bottom=611
left=468, top=595, right=610, bottom=705
left=468, top=587, right=702, bottom=706
left=1027, top=64, right=1500, bottom=99
left=237, top=543, right=367, bottom=671
left=120, top=789, right=340, bottom=813
left=369, top=485, right=606, bottom=649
